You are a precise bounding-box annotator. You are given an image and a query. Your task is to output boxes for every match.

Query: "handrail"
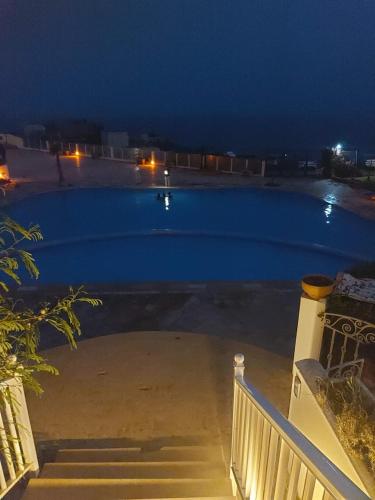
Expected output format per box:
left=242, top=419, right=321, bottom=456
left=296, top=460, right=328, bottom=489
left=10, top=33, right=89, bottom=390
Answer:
left=231, top=353, right=369, bottom=500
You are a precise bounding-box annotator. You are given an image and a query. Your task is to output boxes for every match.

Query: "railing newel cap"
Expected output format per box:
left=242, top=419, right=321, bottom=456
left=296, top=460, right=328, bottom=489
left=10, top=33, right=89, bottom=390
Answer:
left=234, top=353, right=245, bottom=367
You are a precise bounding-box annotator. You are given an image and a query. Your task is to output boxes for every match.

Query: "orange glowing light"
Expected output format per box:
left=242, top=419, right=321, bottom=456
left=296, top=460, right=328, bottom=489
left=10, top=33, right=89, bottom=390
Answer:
left=150, top=159, right=155, bottom=166
left=0, top=165, right=10, bottom=181
left=75, top=150, right=80, bottom=157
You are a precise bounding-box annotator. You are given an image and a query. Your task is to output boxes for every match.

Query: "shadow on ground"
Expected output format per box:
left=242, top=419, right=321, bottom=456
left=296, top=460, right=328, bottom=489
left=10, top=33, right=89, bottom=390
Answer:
left=18, top=281, right=300, bottom=358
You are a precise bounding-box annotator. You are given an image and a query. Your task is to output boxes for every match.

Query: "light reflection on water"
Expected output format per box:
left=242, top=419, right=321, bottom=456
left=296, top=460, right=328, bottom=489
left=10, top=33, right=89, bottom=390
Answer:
left=323, top=193, right=337, bottom=224
left=164, top=195, right=170, bottom=211
left=324, top=203, right=333, bottom=224
left=324, top=193, right=337, bottom=204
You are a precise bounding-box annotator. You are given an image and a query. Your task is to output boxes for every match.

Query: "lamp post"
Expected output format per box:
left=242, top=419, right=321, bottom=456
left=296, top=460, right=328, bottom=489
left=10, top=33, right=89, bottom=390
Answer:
left=50, top=143, right=65, bottom=186
left=135, top=165, right=141, bottom=184
left=164, top=168, right=170, bottom=187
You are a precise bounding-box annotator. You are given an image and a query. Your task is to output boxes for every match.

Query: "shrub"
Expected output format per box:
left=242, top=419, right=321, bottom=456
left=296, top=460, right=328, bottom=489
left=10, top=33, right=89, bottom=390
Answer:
left=333, top=164, right=362, bottom=178
left=0, top=216, right=102, bottom=393
left=319, top=377, right=375, bottom=474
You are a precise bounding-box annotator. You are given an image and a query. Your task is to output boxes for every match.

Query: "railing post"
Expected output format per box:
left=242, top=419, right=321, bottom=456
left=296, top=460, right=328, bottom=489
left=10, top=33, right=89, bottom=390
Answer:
left=231, top=353, right=245, bottom=496
left=230, top=158, right=233, bottom=173
left=11, top=379, right=39, bottom=474
left=234, top=353, right=245, bottom=380
left=273, top=440, right=290, bottom=499
left=4, top=356, right=39, bottom=478
left=188, top=154, right=191, bottom=168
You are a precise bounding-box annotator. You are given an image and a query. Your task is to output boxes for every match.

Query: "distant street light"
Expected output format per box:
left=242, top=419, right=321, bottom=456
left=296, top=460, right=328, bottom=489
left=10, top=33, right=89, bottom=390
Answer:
left=333, top=143, right=342, bottom=156
left=164, top=168, right=170, bottom=187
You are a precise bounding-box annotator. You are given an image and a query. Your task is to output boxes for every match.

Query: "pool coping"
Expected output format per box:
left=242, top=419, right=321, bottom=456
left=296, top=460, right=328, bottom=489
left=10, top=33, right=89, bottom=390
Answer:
left=18, top=279, right=301, bottom=296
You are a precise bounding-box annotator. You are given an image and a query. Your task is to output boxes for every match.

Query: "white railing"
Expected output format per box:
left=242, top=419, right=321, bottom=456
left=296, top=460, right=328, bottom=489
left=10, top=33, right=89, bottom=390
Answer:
left=0, top=367, right=38, bottom=498
left=231, top=353, right=369, bottom=500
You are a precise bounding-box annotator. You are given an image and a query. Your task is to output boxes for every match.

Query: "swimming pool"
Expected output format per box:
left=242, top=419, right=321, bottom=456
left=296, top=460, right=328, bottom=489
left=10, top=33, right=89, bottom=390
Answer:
left=7, top=188, right=375, bottom=283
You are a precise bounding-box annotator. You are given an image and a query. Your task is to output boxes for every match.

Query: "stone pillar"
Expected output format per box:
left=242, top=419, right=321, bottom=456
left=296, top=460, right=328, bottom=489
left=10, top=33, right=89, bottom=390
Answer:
left=289, top=293, right=327, bottom=423
left=293, top=295, right=327, bottom=365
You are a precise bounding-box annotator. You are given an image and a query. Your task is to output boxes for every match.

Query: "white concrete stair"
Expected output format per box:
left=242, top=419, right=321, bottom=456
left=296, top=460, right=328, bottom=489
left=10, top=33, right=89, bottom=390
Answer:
left=40, top=461, right=226, bottom=479
left=22, top=446, right=234, bottom=500
left=54, top=445, right=220, bottom=462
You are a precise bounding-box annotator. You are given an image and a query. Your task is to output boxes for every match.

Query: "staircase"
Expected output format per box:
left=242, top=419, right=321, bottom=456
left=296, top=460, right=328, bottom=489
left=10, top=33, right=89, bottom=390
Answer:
left=22, top=445, right=234, bottom=499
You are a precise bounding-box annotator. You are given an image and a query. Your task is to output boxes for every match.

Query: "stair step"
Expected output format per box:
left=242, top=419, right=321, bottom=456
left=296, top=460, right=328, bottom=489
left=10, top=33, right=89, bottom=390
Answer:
left=55, top=446, right=222, bottom=463
left=22, top=478, right=233, bottom=500
left=40, top=461, right=226, bottom=479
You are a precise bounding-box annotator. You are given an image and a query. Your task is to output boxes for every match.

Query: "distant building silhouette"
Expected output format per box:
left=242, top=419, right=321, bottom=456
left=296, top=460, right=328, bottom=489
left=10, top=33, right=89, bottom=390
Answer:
left=24, top=124, right=46, bottom=148
left=44, top=119, right=102, bottom=144
left=101, top=131, right=129, bottom=148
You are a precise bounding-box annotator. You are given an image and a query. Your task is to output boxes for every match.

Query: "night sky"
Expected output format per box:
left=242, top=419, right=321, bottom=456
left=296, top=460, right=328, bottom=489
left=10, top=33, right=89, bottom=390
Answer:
left=1, top=0, right=375, bottom=152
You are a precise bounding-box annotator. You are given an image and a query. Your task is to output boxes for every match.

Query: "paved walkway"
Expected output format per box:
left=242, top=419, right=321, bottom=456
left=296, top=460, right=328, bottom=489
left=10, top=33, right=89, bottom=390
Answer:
left=4, top=149, right=375, bottom=220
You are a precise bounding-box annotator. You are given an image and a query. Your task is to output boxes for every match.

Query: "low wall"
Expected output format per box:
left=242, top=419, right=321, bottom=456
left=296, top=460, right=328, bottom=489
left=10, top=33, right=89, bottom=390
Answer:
left=0, top=134, right=24, bottom=148
left=26, top=142, right=265, bottom=176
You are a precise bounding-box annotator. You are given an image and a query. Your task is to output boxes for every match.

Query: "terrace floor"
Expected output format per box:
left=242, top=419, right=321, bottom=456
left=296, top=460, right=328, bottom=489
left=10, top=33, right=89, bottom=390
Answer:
left=27, top=330, right=292, bottom=466
left=21, top=281, right=298, bottom=462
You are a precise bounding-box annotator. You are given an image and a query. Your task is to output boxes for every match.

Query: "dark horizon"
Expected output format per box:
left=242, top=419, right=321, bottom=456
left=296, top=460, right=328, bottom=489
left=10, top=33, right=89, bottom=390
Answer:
left=1, top=0, right=375, bottom=153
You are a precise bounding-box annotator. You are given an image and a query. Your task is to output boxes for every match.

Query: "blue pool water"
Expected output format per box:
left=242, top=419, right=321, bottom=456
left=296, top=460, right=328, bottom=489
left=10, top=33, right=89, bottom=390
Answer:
left=6, top=188, right=375, bottom=283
